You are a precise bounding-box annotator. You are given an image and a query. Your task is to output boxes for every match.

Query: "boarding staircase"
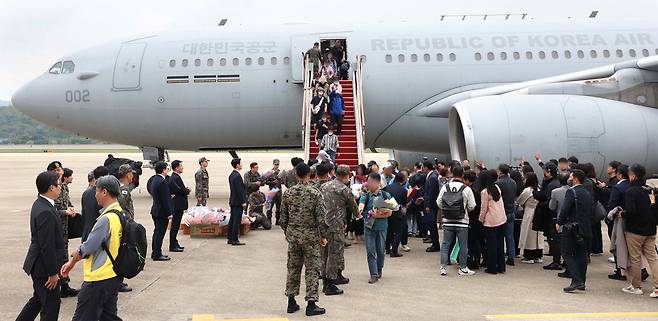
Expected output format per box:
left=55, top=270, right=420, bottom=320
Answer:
left=302, top=56, right=366, bottom=170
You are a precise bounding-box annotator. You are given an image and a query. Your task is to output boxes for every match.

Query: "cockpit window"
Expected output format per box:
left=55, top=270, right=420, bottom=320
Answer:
left=49, top=62, right=62, bottom=74
left=62, top=61, right=75, bottom=74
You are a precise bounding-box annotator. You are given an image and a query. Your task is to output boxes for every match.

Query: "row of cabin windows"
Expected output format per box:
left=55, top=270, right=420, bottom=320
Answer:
left=168, top=56, right=290, bottom=68
left=473, top=48, right=657, bottom=61
left=384, top=49, right=658, bottom=63
left=385, top=53, right=457, bottom=63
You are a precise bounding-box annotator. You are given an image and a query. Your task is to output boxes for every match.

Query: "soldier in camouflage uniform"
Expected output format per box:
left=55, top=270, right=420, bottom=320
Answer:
left=243, top=162, right=262, bottom=193
left=313, top=162, right=333, bottom=191
left=247, top=184, right=272, bottom=230
left=280, top=163, right=328, bottom=316
left=195, top=157, right=210, bottom=206
left=320, top=165, right=358, bottom=295
left=117, top=164, right=136, bottom=220
left=264, top=159, right=282, bottom=224
left=278, top=157, right=304, bottom=189
left=47, top=162, right=79, bottom=297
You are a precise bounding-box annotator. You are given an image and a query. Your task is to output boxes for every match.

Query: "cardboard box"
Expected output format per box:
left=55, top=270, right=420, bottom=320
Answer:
left=189, top=224, right=221, bottom=238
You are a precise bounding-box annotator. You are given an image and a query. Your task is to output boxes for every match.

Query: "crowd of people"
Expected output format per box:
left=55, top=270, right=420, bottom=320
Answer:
left=16, top=152, right=658, bottom=320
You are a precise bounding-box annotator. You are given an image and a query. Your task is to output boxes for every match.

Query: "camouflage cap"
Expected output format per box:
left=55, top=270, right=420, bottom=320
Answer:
left=118, top=164, right=136, bottom=178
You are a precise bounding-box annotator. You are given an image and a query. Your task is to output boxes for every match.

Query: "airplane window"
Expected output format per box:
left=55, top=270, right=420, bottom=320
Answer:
left=195, top=59, right=201, bottom=67
left=423, top=53, right=430, bottom=62
left=220, top=58, right=227, bottom=66
left=474, top=52, right=482, bottom=61
left=61, top=61, right=75, bottom=74
left=271, top=57, right=277, bottom=65
left=616, top=49, right=624, bottom=58
left=385, top=54, right=392, bottom=63
left=258, top=57, right=264, bottom=65
left=437, top=53, right=443, bottom=62
left=500, top=52, right=508, bottom=60
left=48, top=61, right=62, bottom=74
left=603, top=50, right=610, bottom=58
left=513, top=52, right=520, bottom=60
left=182, top=59, right=189, bottom=67
left=487, top=52, right=494, bottom=61
left=629, top=49, right=636, bottom=57
left=207, top=58, right=214, bottom=67
left=398, top=54, right=405, bottom=63
left=539, top=51, right=546, bottom=59
left=551, top=51, right=559, bottom=59
left=245, top=57, right=252, bottom=66
left=564, top=50, right=572, bottom=59
left=233, top=58, right=239, bottom=66
left=449, top=53, right=456, bottom=61
left=526, top=51, right=533, bottom=60
left=410, top=54, right=418, bottom=62
left=169, top=59, right=176, bottom=68
left=284, top=57, right=290, bottom=65
left=642, top=49, right=650, bottom=57
left=577, top=50, right=584, bottom=58
left=590, top=50, right=597, bottom=58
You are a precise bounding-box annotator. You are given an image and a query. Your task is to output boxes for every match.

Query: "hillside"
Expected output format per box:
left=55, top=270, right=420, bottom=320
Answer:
left=0, top=105, right=105, bottom=144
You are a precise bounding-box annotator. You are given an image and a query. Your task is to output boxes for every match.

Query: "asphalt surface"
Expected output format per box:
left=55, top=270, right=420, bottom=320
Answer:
left=2, top=151, right=658, bottom=321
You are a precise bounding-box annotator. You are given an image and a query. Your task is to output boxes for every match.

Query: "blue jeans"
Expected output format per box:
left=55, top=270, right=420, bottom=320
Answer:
left=441, top=226, right=468, bottom=269
left=325, top=149, right=337, bottom=163
left=365, top=227, right=386, bottom=277
left=504, top=213, right=516, bottom=259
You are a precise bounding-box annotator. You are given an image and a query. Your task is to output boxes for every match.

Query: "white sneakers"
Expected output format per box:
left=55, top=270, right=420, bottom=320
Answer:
left=521, top=259, right=535, bottom=264
left=458, top=268, right=476, bottom=276
left=401, top=245, right=411, bottom=252
left=622, top=285, right=644, bottom=295
left=535, top=258, right=543, bottom=263
left=650, top=290, right=658, bottom=298
left=608, top=256, right=616, bottom=263
left=440, top=267, right=447, bottom=276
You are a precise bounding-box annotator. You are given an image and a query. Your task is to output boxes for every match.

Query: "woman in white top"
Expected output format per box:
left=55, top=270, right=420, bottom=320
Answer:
left=517, top=172, right=544, bottom=264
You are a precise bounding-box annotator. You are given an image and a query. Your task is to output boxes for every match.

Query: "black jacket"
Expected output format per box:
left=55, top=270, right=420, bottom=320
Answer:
left=557, top=185, right=593, bottom=237
left=423, top=171, right=440, bottom=210
left=81, top=186, right=102, bottom=241
left=151, top=174, right=172, bottom=218
left=607, top=179, right=631, bottom=211
left=622, top=182, right=656, bottom=236
left=23, top=196, right=64, bottom=277
left=496, top=175, right=517, bottom=215
left=229, top=170, right=246, bottom=207
left=384, top=182, right=408, bottom=217
left=169, top=172, right=190, bottom=211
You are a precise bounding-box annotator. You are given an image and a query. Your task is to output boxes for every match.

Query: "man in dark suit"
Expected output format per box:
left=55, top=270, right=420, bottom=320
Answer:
left=17, top=171, right=64, bottom=321
left=557, top=169, right=593, bottom=293
left=228, top=158, right=246, bottom=245
left=384, top=172, right=409, bottom=257
left=81, top=166, right=108, bottom=242
left=496, top=164, right=518, bottom=265
left=422, top=160, right=440, bottom=252
left=151, top=161, right=173, bottom=260
left=606, top=164, right=631, bottom=280
left=169, top=160, right=190, bottom=252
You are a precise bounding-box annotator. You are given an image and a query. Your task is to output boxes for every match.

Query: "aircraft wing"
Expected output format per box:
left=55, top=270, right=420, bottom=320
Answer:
left=418, top=55, right=658, bottom=117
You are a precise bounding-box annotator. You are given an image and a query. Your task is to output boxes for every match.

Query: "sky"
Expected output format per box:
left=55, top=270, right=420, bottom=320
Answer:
left=1, top=0, right=656, bottom=100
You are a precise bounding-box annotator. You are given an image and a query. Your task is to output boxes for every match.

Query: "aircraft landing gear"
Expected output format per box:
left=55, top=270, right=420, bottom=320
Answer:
left=141, top=146, right=169, bottom=165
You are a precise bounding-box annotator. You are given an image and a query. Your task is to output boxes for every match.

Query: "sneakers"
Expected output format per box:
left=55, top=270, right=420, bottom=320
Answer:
left=608, top=256, right=616, bottom=263
left=535, top=258, right=543, bottom=264
left=401, top=245, right=411, bottom=252
left=458, top=268, right=476, bottom=276
left=622, top=285, right=644, bottom=295
left=368, top=277, right=378, bottom=284
left=521, top=259, right=535, bottom=264
left=440, top=267, right=447, bottom=276
left=650, top=290, right=658, bottom=298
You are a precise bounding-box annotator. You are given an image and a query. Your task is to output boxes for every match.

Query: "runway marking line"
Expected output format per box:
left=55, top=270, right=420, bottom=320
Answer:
left=485, top=312, right=658, bottom=319
left=191, top=316, right=287, bottom=321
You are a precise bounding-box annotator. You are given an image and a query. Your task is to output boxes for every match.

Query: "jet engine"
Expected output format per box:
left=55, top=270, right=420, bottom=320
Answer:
left=448, top=95, right=658, bottom=176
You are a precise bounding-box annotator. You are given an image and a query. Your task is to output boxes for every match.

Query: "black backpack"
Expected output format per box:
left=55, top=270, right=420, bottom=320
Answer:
left=102, top=209, right=148, bottom=279
left=441, top=183, right=467, bottom=220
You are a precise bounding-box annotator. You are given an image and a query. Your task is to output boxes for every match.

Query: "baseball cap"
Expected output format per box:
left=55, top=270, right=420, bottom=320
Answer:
left=118, top=164, right=136, bottom=177
left=199, top=157, right=210, bottom=164
left=273, top=159, right=280, bottom=165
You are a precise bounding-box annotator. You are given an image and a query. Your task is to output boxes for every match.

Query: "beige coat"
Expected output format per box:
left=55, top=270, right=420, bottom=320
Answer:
left=517, top=187, right=544, bottom=251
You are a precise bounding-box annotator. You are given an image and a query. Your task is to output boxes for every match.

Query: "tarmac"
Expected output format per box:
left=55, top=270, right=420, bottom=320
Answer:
left=2, top=150, right=658, bottom=321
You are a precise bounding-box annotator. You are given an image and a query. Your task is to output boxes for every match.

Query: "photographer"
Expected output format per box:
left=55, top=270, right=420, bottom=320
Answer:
left=620, top=164, right=658, bottom=297
left=557, top=169, right=592, bottom=293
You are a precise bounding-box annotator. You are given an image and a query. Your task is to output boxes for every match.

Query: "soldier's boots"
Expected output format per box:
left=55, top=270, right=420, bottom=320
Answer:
left=305, top=301, right=326, bottom=316
left=323, top=279, right=344, bottom=296
left=287, top=296, right=300, bottom=313
left=335, top=271, right=350, bottom=285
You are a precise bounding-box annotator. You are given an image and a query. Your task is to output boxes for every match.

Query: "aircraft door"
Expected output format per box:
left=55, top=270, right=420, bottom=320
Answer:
left=112, top=43, right=147, bottom=91
left=290, top=35, right=319, bottom=83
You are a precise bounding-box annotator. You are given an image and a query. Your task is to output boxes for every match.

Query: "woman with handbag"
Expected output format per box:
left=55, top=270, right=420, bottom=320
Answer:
left=517, top=173, right=544, bottom=264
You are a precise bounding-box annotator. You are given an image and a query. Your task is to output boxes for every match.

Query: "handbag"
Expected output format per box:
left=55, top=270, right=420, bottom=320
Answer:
left=68, top=213, right=83, bottom=239
left=515, top=204, right=524, bottom=220
left=592, top=201, right=607, bottom=222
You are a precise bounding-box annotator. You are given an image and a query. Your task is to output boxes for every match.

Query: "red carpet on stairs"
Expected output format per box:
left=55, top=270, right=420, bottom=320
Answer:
left=309, top=80, right=359, bottom=169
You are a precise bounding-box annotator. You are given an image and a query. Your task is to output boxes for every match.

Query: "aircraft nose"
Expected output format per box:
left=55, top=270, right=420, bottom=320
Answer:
left=11, top=81, right=35, bottom=116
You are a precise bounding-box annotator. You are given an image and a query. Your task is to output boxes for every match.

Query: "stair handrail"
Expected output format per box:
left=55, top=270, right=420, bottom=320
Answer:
left=352, top=55, right=366, bottom=166
left=301, top=53, right=313, bottom=161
